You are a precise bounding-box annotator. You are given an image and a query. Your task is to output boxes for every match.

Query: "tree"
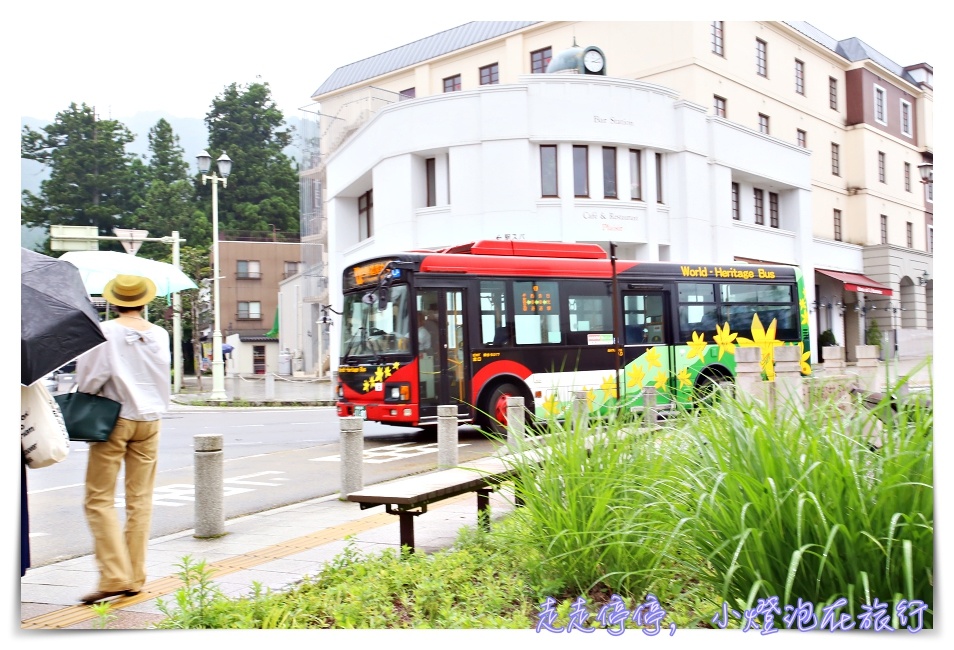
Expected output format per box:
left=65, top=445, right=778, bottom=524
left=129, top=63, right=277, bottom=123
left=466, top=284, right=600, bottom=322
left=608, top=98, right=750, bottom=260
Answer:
left=201, top=82, right=299, bottom=235
left=133, top=118, right=211, bottom=259
left=21, top=103, right=141, bottom=247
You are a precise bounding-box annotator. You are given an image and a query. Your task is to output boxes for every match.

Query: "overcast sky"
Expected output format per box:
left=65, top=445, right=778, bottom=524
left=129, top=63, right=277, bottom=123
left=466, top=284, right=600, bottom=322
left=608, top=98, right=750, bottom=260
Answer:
left=8, top=4, right=940, bottom=124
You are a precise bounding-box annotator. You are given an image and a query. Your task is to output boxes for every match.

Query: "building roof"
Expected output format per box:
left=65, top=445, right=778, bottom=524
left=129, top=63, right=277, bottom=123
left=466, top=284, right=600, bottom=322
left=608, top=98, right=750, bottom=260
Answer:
left=312, top=21, right=929, bottom=99
left=311, top=21, right=540, bottom=97
left=783, top=22, right=925, bottom=85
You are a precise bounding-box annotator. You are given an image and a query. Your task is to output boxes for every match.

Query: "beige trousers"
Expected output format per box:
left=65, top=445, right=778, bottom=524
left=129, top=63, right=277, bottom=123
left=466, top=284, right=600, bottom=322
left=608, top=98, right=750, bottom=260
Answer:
left=84, top=417, right=161, bottom=592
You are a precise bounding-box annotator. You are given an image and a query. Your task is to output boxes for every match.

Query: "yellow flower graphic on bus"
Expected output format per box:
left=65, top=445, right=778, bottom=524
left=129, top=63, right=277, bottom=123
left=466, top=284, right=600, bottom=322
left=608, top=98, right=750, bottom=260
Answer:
left=626, top=364, right=646, bottom=389
left=713, top=322, right=738, bottom=360
left=797, top=341, right=811, bottom=375
left=736, top=313, right=784, bottom=380
left=644, top=347, right=663, bottom=370
left=686, top=331, right=708, bottom=361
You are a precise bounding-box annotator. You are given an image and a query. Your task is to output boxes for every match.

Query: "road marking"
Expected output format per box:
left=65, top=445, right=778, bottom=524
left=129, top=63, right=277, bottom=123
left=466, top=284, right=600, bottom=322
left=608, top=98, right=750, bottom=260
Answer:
left=108, top=471, right=290, bottom=508
left=310, top=441, right=471, bottom=464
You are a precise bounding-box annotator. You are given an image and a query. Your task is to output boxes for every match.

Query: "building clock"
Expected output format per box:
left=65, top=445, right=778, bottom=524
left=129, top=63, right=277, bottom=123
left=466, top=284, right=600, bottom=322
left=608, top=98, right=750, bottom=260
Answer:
left=583, top=47, right=605, bottom=74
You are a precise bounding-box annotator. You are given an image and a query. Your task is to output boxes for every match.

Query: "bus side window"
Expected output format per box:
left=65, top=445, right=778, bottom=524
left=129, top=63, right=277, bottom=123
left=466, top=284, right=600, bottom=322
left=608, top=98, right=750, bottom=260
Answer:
left=492, top=326, right=510, bottom=346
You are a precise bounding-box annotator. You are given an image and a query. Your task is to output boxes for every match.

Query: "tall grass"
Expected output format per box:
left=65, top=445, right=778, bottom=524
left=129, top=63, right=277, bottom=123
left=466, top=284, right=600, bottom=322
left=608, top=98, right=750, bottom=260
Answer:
left=499, top=377, right=933, bottom=626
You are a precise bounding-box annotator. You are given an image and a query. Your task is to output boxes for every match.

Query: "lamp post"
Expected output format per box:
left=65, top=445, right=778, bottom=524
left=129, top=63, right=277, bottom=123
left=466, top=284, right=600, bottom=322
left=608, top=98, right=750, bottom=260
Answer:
left=197, top=150, right=232, bottom=401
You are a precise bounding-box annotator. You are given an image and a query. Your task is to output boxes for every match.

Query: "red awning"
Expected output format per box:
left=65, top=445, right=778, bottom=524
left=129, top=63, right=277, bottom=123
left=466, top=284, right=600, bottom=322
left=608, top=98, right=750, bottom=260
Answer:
left=816, top=269, right=893, bottom=296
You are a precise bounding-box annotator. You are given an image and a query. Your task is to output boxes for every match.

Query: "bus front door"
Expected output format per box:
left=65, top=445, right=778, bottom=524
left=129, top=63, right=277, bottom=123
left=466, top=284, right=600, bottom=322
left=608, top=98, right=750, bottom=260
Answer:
left=417, top=288, right=469, bottom=425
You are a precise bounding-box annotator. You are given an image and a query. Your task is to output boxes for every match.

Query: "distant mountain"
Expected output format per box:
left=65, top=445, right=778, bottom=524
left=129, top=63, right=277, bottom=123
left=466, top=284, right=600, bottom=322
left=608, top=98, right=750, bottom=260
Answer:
left=20, top=112, right=305, bottom=249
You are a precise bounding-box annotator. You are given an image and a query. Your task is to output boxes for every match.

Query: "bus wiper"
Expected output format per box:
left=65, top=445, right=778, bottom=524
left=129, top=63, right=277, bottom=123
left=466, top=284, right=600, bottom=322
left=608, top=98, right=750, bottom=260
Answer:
left=343, top=327, right=364, bottom=361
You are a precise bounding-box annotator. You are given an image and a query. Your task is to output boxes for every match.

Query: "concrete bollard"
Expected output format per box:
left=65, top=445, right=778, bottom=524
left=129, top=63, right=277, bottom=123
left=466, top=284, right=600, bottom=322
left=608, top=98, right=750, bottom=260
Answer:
left=736, top=346, right=765, bottom=401
left=265, top=374, right=276, bottom=400
left=339, top=416, right=364, bottom=497
left=437, top=405, right=459, bottom=468
left=194, top=434, right=224, bottom=538
left=774, top=345, right=803, bottom=405
left=570, top=390, right=588, bottom=431
left=505, top=396, right=526, bottom=447
left=641, top=387, right=657, bottom=427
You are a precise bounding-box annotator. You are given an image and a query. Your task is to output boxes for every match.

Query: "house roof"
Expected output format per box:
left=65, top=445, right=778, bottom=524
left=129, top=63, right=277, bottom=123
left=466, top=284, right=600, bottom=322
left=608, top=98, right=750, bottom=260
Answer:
left=311, top=21, right=928, bottom=99
left=311, top=21, right=540, bottom=97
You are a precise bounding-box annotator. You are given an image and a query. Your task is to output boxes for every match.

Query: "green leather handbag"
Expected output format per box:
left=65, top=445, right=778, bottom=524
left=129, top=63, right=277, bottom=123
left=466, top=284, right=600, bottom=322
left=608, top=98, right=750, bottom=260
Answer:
left=53, top=391, right=121, bottom=443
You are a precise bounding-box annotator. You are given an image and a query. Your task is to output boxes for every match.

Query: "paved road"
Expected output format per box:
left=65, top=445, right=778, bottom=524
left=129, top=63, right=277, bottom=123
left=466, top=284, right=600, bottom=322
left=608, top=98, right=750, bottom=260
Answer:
left=25, top=407, right=499, bottom=567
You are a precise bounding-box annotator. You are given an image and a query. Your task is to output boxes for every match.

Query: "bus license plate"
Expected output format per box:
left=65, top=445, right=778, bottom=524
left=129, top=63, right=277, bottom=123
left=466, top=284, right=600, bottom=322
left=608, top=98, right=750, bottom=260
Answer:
left=354, top=406, right=366, bottom=419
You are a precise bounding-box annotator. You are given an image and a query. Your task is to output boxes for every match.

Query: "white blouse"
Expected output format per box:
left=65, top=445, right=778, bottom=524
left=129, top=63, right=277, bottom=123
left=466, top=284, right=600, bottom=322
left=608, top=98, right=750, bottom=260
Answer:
left=75, top=319, right=171, bottom=421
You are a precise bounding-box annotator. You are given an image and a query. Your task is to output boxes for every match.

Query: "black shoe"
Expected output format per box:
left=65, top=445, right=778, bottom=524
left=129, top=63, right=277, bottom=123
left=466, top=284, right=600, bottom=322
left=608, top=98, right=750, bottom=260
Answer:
left=79, top=590, right=129, bottom=604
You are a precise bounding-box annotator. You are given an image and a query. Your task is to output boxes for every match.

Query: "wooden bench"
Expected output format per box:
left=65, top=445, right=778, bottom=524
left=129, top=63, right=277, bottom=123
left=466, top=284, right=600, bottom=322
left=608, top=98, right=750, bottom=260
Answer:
left=345, top=451, right=536, bottom=553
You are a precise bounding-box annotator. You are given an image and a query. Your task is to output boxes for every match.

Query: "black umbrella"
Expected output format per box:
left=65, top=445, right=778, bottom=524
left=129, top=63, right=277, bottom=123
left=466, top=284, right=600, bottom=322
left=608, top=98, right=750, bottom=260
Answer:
left=21, top=248, right=106, bottom=386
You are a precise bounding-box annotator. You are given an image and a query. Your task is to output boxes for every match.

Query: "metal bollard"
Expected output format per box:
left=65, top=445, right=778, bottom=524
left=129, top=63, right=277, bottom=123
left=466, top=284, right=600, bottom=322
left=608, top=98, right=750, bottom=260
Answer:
left=265, top=374, right=276, bottom=400
left=339, top=416, right=364, bottom=497
left=642, top=387, right=657, bottom=427
left=194, top=434, right=224, bottom=538
left=571, top=390, right=588, bottom=431
left=506, top=396, right=525, bottom=447
left=437, top=405, right=459, bottom=468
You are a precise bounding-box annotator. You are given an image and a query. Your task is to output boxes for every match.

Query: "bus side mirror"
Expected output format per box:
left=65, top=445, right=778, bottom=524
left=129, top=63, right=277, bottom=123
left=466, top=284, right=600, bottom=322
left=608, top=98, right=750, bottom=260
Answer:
left=378, top=288, right=389, bottom=311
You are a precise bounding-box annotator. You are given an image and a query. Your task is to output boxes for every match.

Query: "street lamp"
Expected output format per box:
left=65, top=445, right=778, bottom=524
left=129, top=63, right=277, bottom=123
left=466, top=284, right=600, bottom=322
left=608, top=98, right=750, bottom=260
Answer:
left=197, top=150, right=233, bottom=401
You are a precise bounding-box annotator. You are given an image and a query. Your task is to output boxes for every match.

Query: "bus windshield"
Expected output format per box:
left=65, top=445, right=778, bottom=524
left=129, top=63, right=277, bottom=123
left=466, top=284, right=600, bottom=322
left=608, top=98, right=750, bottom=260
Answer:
left=340, top=284, right=411, bottom=360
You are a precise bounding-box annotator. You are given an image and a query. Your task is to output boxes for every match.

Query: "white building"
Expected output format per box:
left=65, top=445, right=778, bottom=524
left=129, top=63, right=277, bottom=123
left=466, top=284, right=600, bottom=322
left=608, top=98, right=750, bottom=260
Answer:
left=298, top=21, right=932, bottom=369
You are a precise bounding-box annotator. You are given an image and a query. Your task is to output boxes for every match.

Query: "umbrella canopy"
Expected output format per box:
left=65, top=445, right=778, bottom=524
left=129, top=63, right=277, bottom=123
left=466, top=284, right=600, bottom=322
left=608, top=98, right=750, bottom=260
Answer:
left=21, top=248, right=107, bottom=386
left=59, top=250, right=197, bottom=297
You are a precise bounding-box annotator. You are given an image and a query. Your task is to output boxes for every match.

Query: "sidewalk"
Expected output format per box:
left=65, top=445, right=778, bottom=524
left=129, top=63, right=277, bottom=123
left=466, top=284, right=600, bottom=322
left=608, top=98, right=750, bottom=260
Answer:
left=22, top=357, right=932, bottom=630
left=21, top=483, right=516, bottom=629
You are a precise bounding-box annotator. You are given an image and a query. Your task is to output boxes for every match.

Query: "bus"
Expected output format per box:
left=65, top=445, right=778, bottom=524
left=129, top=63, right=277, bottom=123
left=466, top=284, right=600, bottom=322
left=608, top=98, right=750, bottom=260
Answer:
left=335, top=240, right=811, bottom=433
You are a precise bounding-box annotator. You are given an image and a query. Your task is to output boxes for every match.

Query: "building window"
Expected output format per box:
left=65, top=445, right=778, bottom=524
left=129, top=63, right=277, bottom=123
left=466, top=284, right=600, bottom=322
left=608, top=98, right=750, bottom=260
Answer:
left=629, top=149, right=642, bottom=201
left=479, top=63, right=499, bottom=85
left=426, top=158, right=437, bottom=207
left=236, top=260, right=261, bottom=279
left=928, top=225, right=934, bottom=253
left=711, top=21, right=724, bottom=56
left=283, top=261, right=301, bottom=279
left=829, top=77, right=838, bottom=110
left=927, top=180, right=933, bottom=203
left=901, top=100, right=912, bottom=136
left=573, top=145, right=588, bottom=197
left=907, top=222, right=913, bottom=248
left=880, top=214, right=888, bottom=244
left=399, top=87, right=415, bottom=100
left=714, top=95, right=726, bottom=117
left=732, top=182, right=740, bottom=220
left=831, top=143, right=840, bottom=176
left=754, top=189, right=764, bottom=225
left=756, top=38, right=767, bottom=77
left=540, top=145, right=558, bottom=197
left=443, top=74, right=461, bottom=93
left=795, top=59, right=805, bottom=95
left=833, top=209, right=842, bottom=241
left=358, top=189, right=373, bottom=240
left=878, top=151, right=886, bottom=183
left=238, top=301, right=262, bottom=320
left=769, top=192, right=779, bottom=228
left=531, top=47, right=552, bottom=74
left=602, top=147, right=617, bottom=199
left=905, top=162, right=912, bottom=192
left=759, top=113, right=770, bottom=134
left=874, top=85, right=887, bottom=124
left=655, top=153, right=664, bottom=204
left=797, top=129, right=807, bottom=148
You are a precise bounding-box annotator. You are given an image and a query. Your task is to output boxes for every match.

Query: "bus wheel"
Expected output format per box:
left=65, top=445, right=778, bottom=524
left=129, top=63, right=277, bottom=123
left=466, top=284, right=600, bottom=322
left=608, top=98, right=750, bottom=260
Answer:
left=694, top=371, right=733, bottom=407
left=483, top=382, right=524, bottom=436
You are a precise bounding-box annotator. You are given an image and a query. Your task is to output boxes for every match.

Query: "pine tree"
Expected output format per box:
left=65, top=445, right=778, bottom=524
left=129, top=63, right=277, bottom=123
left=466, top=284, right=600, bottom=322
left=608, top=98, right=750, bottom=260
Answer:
left=201, top=82, right=299, bottom=236
left=133, top=118, right=211, bottom=259
left=21, top=103, right=140, bottom=247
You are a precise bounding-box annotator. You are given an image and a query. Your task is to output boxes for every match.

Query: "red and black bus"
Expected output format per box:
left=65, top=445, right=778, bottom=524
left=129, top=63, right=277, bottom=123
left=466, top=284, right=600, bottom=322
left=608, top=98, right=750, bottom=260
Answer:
left=335, top=240, right=810, bottom=432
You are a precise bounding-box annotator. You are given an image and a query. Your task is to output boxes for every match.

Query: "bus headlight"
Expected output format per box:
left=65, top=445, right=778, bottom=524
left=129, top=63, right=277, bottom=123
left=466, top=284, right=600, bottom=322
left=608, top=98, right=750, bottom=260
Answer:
left=384, top=382, right=410, bottom=403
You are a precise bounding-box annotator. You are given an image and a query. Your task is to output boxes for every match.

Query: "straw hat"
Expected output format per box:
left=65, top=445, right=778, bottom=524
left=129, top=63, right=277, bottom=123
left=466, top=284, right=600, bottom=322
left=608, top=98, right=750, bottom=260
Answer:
left=102, top=274, right=157, bottom=307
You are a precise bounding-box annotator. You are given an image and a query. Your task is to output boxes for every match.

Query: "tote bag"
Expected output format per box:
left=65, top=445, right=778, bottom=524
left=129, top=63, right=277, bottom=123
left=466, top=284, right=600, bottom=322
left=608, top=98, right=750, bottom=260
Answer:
left=54, top=390, right=122, bottom=443
left=21, top=383, right=71, bottom=469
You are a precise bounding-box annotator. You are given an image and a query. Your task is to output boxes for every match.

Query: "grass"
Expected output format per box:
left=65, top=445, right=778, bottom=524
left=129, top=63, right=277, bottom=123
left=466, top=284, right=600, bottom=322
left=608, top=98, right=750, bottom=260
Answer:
left=154, top=373, right=932, bottom=630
